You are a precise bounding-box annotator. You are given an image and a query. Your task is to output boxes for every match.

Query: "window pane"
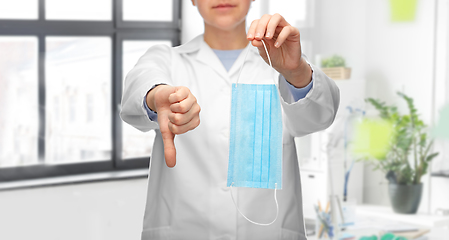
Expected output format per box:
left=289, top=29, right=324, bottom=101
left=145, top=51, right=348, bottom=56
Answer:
left=46, top=37, right=111, bottom=164
left=122, top=40, right=171, bottom=159
left=123, top=0, right=172, bottom=22
left=0, top=0, right=38, bottom=19
left=46, top=0, right=111, bottom=21
left=0, top=37, right=38, bottom=168
left=269, top=0, right=307, bottom=25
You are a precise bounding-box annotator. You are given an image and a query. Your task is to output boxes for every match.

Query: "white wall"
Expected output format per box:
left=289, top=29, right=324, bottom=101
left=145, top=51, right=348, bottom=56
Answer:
left=364, top=0, right=436, bottom=120
left=315, top=0, right=367, bottom=81
left=0, top=178, right=148, bottom=240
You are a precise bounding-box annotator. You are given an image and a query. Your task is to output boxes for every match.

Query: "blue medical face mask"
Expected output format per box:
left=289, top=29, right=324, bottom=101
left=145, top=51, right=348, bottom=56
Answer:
left=227, top=83, right=283, bottom=189
left=226, top=40, right=283, bottom=226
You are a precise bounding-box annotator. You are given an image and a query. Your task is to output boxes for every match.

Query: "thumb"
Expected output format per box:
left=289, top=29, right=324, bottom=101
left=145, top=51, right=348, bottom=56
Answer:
left=160, top=122, right=177, bottom=168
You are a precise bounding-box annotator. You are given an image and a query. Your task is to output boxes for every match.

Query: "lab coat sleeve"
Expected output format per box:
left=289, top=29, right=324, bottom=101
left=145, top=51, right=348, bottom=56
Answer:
left=281, top=75, right=313, bottom=101
left=278, top=64, right=340, bottom=137
left=120, top=44, right=173, bottom=132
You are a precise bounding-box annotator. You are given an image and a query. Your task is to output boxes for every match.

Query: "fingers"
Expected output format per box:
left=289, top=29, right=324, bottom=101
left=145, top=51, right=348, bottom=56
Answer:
left=168, top=101, right=201, bottom=135
left=274, top=25, right=299, bottom=48
left=168, top=86, right=190, bottom=104
left=168, top=86, right=201, bottom=134
left=265, top=14, right=283, bottom=39
left=254, top=14, right=271, bottom=40
left=168, top=103, right=201, bottom=127
left=247, top=14, right=300, bottom=50
left=168, top=114, right=201, bottom=135
left=170, top=91, right=197, bottom=113
left=247, top=19, right=258, bottom=40
left=247, top=14, right=287, bottom=40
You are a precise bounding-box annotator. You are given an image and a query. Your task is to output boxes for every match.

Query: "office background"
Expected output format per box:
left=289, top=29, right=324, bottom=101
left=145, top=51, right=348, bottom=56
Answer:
left=0, top=0, right=448, bottom=239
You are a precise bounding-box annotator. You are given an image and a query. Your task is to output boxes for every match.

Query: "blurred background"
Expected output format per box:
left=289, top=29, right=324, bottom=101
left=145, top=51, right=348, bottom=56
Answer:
left=0, top=0, right=448, bottom=239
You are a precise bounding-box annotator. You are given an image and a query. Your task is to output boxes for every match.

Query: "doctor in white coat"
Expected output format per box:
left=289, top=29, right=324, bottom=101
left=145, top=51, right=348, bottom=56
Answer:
left=120, top=0, right=340, bottom=239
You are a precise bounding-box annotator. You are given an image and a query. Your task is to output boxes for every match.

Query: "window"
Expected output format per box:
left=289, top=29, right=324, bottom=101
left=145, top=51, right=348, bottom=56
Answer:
left=46, top=0, right=112, bottom=21
left=46, top=37, right=112, bottom=164
left=0, top=0, right=38, bottom=20
left=0, top=0, right=181, bottom=182
left=432, top=1, right=449, bottom=175
left=0, top=37, right=38, bottom=168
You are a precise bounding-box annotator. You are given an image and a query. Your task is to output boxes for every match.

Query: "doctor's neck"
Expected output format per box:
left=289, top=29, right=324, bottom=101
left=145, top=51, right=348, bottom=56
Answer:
left=203, top=21, right=248, bottom=50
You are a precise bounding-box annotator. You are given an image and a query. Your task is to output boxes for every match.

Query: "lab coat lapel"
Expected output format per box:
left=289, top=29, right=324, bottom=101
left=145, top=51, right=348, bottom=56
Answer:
left=196, top=40, right=229, bottom=81
left=228, top=43, right=254, bottom=78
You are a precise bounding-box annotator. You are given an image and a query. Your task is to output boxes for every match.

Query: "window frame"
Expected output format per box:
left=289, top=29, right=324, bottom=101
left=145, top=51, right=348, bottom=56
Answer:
left=431, top=0, right=449, bottom=177
left=0, top=0, right=181, bottom=182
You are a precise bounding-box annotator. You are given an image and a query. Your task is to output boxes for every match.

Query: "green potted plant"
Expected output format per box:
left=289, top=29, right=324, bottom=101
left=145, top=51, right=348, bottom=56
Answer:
left=363, top=92, right=439, bottom=214
left=321, top=55, right=351, bottom=80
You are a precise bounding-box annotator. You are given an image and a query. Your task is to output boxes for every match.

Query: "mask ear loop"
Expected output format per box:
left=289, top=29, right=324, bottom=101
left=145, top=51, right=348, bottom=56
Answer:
left=230, top=182, right=279, bottom=226
left=235, top=39, right=277, bottom=86
left=230, top=39, right=279, bottom=226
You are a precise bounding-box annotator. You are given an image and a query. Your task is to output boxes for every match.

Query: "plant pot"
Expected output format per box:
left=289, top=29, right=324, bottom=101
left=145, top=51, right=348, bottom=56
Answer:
left=390, top=0, right=418, bottom=22
left=321, top=67, right=351, bottom=80
left=388, top=183, right=423, bottom=214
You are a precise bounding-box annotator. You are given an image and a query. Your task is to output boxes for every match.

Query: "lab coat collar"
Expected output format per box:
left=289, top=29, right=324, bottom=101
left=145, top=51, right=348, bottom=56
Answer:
left=175, top=34, right=259, bottom=81
left=227, top=44, right=258, bottom=78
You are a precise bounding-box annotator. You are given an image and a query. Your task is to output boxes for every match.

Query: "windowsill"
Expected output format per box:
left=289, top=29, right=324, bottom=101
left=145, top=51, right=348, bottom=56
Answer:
left=431, top=170, right=449, bottom=178
left=0, top=169, right=148, bottom=191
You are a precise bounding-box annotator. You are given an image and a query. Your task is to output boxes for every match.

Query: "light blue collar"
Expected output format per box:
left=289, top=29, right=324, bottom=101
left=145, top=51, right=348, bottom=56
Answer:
left=212, top=49, right=244, bottom=72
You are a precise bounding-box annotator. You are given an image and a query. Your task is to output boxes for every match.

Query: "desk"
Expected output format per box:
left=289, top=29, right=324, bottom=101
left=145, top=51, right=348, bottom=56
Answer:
left=307, top=205, right=449, bottom=240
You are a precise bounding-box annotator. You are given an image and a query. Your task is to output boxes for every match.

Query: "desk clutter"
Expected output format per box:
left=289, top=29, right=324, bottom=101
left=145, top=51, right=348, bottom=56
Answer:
left=307, top=204, right=449, bottom=240
left=314, top=201, right=334, bottom=239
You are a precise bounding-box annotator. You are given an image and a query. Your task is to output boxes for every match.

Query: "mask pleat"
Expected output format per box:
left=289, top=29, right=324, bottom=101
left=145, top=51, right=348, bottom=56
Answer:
left=252, top=86, right=264, bottom=188
left=236, top=85, right=256, bottom=185
left=269, top=86, right=283, bottom=189
left=227, top=84, right=239, bottom=185
left=260, top=86, right=271, bottom=188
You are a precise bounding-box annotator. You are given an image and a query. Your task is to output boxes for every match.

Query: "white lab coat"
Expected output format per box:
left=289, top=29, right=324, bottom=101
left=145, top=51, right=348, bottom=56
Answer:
left=120, top=35, right=340, bottom=240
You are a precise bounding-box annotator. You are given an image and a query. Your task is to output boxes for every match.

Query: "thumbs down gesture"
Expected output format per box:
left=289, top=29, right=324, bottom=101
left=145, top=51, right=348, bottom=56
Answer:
left=146, top=85, right=201, bottom=167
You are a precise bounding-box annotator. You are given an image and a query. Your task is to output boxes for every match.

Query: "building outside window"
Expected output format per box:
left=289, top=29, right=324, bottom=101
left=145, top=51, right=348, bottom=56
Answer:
left=0, top=0, right=181, bottom=182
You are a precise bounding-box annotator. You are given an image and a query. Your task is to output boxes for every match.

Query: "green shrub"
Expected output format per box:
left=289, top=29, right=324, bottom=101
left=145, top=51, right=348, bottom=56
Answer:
left=363, top=92, right=439, bottom=185
left=321, top=55, right=346, bottom=68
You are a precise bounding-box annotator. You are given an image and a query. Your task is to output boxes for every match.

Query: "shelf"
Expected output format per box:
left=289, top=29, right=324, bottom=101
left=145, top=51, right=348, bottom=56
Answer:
left=431, top=170, right=449, bottom=178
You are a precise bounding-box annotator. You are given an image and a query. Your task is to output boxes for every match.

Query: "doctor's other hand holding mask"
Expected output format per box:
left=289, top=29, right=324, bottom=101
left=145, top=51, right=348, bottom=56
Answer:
left=146, top=85, right=201, bottom=168
left=247, top=13, right=313, bottom=89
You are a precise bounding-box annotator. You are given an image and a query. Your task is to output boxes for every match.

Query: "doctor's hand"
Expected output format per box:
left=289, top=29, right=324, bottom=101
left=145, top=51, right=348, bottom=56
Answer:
left=247, top=14, right=312, bottom=88
left=147, top=85, right=201, bottom=168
